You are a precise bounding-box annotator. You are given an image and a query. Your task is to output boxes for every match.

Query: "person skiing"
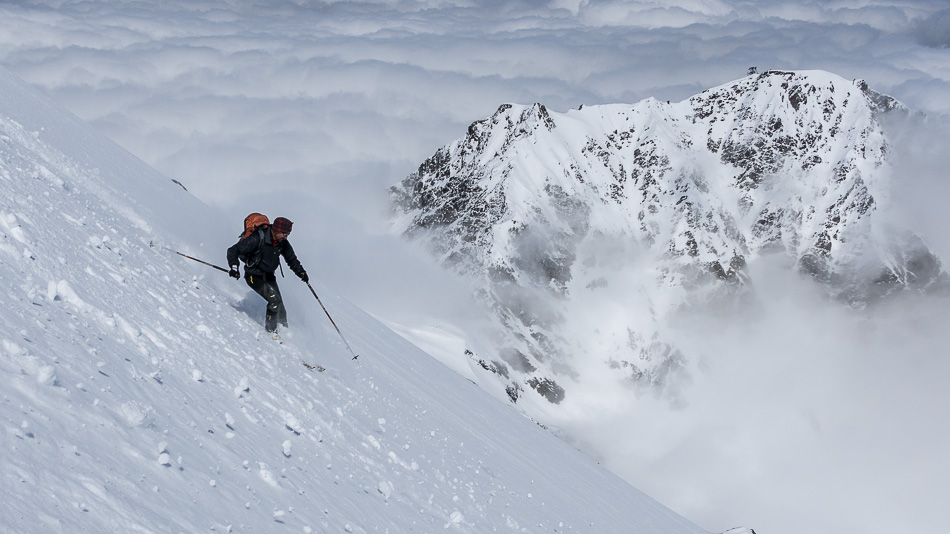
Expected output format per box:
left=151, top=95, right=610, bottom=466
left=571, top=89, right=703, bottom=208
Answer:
left=227, top=216, right=308, bottom=336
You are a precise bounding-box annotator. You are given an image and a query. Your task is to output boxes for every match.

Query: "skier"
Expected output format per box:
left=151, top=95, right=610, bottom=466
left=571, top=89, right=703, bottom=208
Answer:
left=227, top=216, right=308, bottom=336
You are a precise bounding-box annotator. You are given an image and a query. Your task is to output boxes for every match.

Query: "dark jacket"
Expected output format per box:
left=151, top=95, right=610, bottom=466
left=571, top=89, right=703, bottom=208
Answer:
left=227, top=229, right=305, bottom=277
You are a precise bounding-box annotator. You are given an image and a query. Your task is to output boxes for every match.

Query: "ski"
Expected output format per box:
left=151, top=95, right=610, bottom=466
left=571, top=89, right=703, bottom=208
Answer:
left=264, top=330, right=322, bottom=370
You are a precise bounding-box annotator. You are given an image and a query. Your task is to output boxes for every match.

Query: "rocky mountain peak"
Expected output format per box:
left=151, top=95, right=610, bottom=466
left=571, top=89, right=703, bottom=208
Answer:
left=391, top=69, right=945, bottom=407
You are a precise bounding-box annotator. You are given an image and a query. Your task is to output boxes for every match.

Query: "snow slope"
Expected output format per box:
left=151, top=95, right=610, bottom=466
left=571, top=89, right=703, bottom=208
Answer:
left=0, top=67, right=713, bottom=532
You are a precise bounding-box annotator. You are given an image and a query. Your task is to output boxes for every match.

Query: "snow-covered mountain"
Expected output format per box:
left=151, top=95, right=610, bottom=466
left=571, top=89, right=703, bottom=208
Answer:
left=0, top=66, right=715, bottom=533
left=391, top=69, right=947, bottom=408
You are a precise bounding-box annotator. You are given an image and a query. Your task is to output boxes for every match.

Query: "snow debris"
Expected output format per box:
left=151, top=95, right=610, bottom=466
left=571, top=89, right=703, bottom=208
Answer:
left=377, top=481, right=393, bottom=499
left=234, top=377, right=250, bottom=397
left=285, top=413, right=302, bottom=434
left=120, top=401, right=152, bottom=427
left=36, top=365, right=56, bottom=386
left=258, top=463, right=278, bottom=487
left=447, top=510, right=464, bottom=527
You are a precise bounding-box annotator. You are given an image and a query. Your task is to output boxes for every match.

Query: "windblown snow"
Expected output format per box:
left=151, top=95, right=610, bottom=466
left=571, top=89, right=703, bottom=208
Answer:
left=0, top=66, right=711, bottom=533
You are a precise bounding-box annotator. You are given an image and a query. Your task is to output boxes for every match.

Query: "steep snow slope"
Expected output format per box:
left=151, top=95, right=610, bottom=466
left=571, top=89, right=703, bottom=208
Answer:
left=391, top=70, right=946, bottom=408
left=0, top=67, right=712, bottom=533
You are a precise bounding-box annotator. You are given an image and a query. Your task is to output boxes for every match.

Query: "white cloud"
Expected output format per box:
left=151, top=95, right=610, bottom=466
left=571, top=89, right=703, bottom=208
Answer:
left=554, top=255, right=950, bottom=533
left=915, top=8, right=950, bottom=48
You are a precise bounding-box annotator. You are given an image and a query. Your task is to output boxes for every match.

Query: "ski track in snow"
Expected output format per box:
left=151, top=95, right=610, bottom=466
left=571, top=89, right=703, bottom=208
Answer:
left=0, top=68, right=709, bottom=533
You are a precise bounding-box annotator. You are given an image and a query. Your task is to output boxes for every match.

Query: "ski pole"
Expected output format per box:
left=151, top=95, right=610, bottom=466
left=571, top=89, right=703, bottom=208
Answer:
left=150, top=241, right=229, bottom=273
left=307, top=282, right=359, bottom=360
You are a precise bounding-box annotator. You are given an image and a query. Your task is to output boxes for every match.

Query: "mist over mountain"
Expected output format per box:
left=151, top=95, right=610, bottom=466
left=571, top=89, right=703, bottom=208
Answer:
left=391, top=69, right=947, bottom=407
left=387, top=69, right=950, bottom=534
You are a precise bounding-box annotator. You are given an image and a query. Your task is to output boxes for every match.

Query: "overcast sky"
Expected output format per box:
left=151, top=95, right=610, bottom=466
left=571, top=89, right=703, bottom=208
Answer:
left=1, top=2, right=948, bottom=534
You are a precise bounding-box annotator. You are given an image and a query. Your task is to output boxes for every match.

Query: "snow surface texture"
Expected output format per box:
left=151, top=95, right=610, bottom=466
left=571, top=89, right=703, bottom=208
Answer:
left=391, top=69, right=947, bottom=407
left=0, top=67, right=711, bottom=533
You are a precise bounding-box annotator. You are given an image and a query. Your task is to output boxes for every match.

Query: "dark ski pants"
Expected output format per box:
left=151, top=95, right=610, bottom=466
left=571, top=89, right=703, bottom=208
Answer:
left=245, top=272, right=287, bottom=332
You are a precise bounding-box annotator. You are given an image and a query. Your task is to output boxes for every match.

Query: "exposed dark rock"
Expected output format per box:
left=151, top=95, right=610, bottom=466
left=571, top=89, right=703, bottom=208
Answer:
left=527, top=377, right=566, bottom=404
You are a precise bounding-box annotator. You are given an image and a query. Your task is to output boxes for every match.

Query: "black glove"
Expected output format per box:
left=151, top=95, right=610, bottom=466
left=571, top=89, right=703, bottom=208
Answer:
left=229, top=266, right=240, bottom=279
left=299, top=270, right=309, bottom=283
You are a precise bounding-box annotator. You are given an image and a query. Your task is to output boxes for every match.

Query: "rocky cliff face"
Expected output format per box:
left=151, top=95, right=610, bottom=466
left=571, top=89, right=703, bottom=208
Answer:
left=390, top=70, right=947, bottom=407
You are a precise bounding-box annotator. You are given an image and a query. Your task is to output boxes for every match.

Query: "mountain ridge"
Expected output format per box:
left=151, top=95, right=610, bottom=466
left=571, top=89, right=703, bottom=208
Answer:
left=391, top=69, right=946, bottom=406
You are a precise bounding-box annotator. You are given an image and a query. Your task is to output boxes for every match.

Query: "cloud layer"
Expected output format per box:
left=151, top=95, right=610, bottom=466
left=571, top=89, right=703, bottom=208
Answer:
left=2, top=0, right=948, bottom=214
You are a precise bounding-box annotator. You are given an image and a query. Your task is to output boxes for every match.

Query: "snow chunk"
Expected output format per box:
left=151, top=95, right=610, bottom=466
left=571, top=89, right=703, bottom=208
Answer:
left=258, top=463, right=278, bottom=487
left=0, top=211, right=27, bottom=243
left=447, top=511, right=464, bottom=526
left=36, top=365, right=56, bottom=386
left=285, top=413, right=302, bottom=434
left=234, top=377, right=250, bottom=397
left=377, top=481, right=393, bottom=499
left=120, top=401, right=152, bottom=427
left=47, top=280, right=88, bottom=311
left=1, top=339, right=25, bottom=357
